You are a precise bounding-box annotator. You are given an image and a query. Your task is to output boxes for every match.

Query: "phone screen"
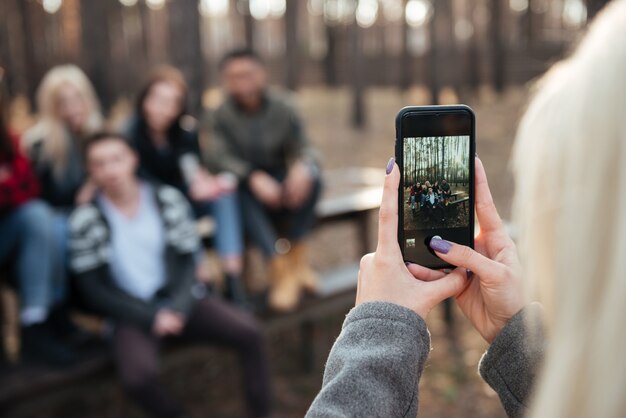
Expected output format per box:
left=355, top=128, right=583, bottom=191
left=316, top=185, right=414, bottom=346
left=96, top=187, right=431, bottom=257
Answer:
left=396, top=107, right=475, bottom=268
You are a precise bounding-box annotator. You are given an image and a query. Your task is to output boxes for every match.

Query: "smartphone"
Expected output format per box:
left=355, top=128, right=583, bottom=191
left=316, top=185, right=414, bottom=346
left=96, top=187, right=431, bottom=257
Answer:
left=395, top=105, right=475, bottom=269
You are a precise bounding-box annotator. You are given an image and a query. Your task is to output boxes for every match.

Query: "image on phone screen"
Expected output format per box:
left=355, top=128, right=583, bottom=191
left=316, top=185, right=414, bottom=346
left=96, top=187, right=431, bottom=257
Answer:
left=402, top=135, right=472, bottom=266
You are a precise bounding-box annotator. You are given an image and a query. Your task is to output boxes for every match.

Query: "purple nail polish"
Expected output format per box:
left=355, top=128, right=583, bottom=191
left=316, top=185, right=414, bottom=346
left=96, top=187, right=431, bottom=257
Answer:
left=429, top=237, right=452, bottom=254
left=386, top=157, right=395, bottom=175
left=466, top=269, right=474, bottom=279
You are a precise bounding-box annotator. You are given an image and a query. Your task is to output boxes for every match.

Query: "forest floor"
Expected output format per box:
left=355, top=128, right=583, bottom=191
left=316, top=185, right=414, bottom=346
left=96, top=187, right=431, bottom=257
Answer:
left=8, top=84, right=527, bottom=418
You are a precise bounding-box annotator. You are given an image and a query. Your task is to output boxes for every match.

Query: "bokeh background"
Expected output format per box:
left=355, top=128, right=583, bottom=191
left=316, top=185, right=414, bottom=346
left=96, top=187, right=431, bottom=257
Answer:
left=0, top=0, right=608, bottom=416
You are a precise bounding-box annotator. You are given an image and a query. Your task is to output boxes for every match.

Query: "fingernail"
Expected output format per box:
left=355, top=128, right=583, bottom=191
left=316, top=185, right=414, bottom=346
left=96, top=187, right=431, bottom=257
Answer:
left=386, top=157, right=395, bottom=175
left=429, top=237, right=452, bottom=254
left=466, top=269, right=473, bottom=279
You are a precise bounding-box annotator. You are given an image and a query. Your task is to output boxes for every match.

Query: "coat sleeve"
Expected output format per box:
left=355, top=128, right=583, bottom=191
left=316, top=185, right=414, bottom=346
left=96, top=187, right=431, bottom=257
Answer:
left=162, top=252, right=197, bottom=316
left=284, top=104, right=319, bottom=167
left=479, top=303, right=546, bottom=418
left=155, top=185, right=200, bottom=316
left=74, top=266, right=160, bottom=331
left=306, top=301, right=431, bottom=418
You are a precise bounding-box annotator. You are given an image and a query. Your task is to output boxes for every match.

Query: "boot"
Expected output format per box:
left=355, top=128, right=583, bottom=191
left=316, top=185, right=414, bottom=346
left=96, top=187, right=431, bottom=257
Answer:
left=289, top=242, right=320, bottom=295
left=21, top=320, right=77, bottom=367
left=268, top=255, right=301, bottom=312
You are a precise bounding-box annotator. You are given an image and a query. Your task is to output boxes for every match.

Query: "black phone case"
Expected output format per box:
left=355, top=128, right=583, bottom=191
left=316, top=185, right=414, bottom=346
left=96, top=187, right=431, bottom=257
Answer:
left=395, top=105, right=476, bottom=270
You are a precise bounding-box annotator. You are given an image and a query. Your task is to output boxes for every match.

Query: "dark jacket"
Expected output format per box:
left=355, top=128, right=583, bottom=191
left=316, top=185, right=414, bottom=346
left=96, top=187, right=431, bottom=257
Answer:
left=202, top=90, right=318, bottom=181
left=68, top=184, right=200, bottom=331
left=27, top=132, right=86, bottom=209
left=306, top=302, right=545, bottom=418
left=125, top=117, right=201, bottom=193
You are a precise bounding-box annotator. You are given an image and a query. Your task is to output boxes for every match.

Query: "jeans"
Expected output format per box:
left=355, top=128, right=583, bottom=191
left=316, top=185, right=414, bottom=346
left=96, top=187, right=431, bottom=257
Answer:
left=51, top=211, right=70, bottom=302
left=0, top=200, right=58, bottom=316
left=240, top=175, right=321, bottom=259
left=193, top=192, right=244, bottom=257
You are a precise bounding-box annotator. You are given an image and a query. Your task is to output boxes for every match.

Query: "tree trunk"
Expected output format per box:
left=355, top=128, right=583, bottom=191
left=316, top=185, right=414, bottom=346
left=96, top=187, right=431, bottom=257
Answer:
left=428, top=1, right=439, bottom=104
left=18, top=0, right=42, bottom=107
left=168, top=0, right=205, bottom=114
left=324, top=23, right=338, bottom=87
left=81, top=0, right=113, bottom=111
left=399, top=0, right=411, bottom=90
left=284, top=0, right=299, bottom=90
left=350, top=20, right=365, bottom=128
left=490, top=0, right=505, bottom=93
left=243, top=4, right=254, bottom=49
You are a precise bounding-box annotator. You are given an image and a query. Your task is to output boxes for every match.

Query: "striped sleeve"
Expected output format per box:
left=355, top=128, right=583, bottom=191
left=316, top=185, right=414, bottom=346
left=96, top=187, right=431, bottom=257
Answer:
left=68, top=205, right=110, bottom=274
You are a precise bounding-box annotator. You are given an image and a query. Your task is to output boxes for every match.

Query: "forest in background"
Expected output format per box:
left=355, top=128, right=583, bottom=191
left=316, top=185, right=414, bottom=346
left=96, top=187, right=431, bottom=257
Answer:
left=403, top=135, right=470, bottom=186
left=0, top=0, right=608, bottom=127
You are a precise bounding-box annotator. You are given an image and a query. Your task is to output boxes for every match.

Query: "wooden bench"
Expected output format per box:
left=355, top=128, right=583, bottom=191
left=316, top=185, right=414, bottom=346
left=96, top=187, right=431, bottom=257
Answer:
left=0, top=167, right=384, bottom=415
left=448, top=196, right=469, bottom=211
left=448, top=192, right=461, bottom=201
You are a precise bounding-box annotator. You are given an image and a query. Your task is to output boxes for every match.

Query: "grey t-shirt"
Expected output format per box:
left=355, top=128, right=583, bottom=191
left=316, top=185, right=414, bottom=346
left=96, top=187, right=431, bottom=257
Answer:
left=99, top=183, right=166, bottom=301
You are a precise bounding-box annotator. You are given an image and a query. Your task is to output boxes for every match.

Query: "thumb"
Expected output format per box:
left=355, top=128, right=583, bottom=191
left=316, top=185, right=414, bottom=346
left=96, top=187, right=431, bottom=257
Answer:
left=429, top=237, right=506, bottom=279
left=426, top=268, right=468, bottom=303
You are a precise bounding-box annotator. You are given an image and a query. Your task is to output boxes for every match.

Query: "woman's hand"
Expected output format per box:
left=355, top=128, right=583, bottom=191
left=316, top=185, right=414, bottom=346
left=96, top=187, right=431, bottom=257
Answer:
left=413, top=157, right=525, bottom=343
left=356, top=158, right=467, bottom=319
left=153, top=309, right=185, bottom=337
left=189, top=169, right=222, bottom=202
left=248, top=170, right=282, bottom=209
left=284, top=160, right=314, bottom=210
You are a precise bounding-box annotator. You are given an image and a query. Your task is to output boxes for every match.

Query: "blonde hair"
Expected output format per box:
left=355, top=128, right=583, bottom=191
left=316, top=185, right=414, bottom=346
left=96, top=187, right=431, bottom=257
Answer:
left=512, top=1, right=626, bottom=417
left=24, top=64, right=103, bottom=177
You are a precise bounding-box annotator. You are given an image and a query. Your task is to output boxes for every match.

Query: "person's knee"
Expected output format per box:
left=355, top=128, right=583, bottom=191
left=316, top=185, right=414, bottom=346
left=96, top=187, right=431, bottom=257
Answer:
left=17, top=201, right=54, bottom=239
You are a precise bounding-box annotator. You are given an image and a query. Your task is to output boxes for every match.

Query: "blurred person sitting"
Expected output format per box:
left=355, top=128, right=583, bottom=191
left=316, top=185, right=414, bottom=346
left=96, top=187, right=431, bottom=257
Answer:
left=440, top=178, right=451, bottom=205
left=69, top=132, right=270, bottom=418
left=419, top=183, right=428, bottom=207
left=125, top=66, right=248, bottom=307
left=423, top=187, right=440, bottom=221
left=307, top=3, right=626, bottom=417
left=203, top=49, right=321, bottom=312
left=407, top=182, right=421, bottom=212
left=22, top=65, right=104, bottom=317
left=432, top=180, right=440, bottom=195
left=0, top=75, right=76, bottom=366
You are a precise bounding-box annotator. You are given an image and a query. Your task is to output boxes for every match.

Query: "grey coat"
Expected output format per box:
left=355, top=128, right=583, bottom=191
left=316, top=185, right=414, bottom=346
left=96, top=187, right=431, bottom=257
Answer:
left=306, top=301, right=545, bottom=418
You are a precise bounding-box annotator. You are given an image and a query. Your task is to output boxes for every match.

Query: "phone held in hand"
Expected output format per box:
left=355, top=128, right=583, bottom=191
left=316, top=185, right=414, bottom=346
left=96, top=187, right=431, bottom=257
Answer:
left=395, top=105, right=476, bottom=269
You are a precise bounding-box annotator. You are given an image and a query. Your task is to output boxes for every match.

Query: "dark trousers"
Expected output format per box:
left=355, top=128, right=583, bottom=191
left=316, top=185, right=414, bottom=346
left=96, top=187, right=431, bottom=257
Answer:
left=112, top=297, right=271, bottom=418
left=239, top=175, right=321, bottom=259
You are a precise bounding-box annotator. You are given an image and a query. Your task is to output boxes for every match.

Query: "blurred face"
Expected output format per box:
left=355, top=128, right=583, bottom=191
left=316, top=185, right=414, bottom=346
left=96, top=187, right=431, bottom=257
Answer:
left=428, top=188, right=433, bottom=194
left=142, top=81, right=184, bottom=134
left=88, top=139, right=138, bottom=194
left=56, top=84, right=88, bottom=132
left=221, top=58, right=267, bottom=111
